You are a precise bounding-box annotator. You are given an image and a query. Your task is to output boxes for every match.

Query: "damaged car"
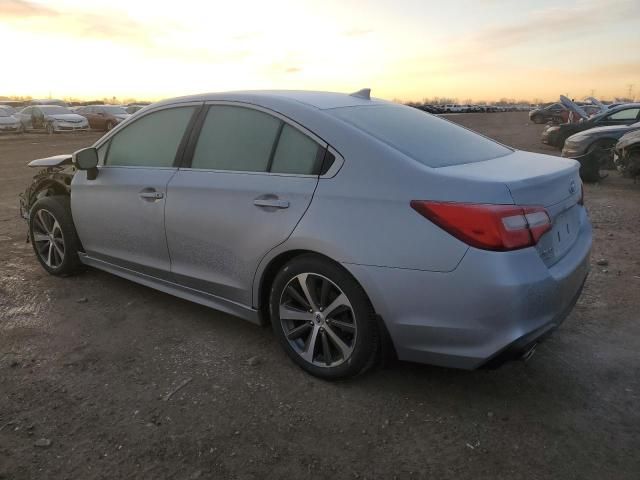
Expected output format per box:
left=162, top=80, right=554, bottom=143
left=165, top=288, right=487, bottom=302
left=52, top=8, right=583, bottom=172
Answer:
left=562, top=121, right=640, bottom=182
left=542, top=103, right=640, bottom=149
left=15, top=105, right=90, bottom=134
left=529, top=103, right=569, bottom=124
left=19, top=89, right=591, bottom=379
left=613, top=129, right=640, bottom=181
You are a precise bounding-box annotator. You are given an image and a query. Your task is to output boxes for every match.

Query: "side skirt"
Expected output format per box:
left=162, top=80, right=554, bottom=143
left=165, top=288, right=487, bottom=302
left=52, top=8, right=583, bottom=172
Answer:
left=78, top=253, right=262, bottom=325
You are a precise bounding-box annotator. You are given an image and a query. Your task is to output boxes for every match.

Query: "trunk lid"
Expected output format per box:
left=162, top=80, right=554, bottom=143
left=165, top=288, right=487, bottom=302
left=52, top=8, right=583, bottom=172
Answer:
left=437, top=150, right=581, bottom=207
left=437, top=150, right=583, bottom=266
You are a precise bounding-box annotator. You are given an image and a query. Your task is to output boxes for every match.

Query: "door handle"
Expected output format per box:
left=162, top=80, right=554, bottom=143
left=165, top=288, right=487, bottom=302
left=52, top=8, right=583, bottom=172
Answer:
left=253, top=198, right=289, bottom=209
left=139, top=191, right=164, bottom=200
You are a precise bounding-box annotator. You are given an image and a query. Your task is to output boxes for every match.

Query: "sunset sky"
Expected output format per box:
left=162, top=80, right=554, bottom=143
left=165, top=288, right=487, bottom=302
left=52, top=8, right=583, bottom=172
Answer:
left=1, top=0, right=639, bottom=102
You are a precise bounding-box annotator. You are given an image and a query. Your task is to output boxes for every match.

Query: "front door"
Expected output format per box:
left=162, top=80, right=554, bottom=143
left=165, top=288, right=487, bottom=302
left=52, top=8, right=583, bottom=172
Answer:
left=165, top=104, right=326, bottom=306
left=71, top=105, right=198, bottom=277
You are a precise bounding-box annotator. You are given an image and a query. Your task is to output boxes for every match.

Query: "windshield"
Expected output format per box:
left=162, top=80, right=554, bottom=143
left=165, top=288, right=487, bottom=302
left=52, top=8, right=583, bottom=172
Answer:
left=39, top=106, right=72, bottom=115
left=329, top=104, right=512, bottom=167
left=100, top=106, right=128, bottom=115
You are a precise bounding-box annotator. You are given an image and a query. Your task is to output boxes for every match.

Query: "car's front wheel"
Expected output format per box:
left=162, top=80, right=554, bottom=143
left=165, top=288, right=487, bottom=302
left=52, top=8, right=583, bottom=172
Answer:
left=532, top=115, right=544, bottom=124
left=270, top=255, right=379, bottom=379
left=29, top=196, right=82, bottom=276
left=46, top=122, right=55, bottom=135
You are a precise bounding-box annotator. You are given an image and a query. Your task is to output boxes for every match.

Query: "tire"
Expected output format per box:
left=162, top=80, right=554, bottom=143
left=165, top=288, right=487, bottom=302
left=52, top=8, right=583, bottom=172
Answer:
left=105, top=121, right=114, bottom=131
left=17, top=124, right=25, bottom=134
left=594, top=140, right=616, bottom=170
left=532, top=115, right=544, bottom=124
left=29, top=196, right=82, bottom=276
left=579, top=149, right=602, bottom=183
left=46, top=122, right=55, bottom=135
left=269, top=254, right=379, bottom=379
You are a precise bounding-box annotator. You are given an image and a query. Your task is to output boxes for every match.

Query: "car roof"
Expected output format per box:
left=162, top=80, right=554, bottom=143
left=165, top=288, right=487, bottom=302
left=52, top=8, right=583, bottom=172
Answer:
left=155, top=90, right=391, bottom=111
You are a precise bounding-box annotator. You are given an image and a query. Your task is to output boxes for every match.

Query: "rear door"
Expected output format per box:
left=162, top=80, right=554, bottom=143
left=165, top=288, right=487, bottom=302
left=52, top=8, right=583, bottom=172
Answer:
left=165, top=103, right=326, bottom=306
left=71, top=104, right=199, bottom=277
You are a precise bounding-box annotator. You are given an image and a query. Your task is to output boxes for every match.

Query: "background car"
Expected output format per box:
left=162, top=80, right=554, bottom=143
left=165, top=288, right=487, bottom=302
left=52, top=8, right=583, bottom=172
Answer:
left=20, top=90, right=591, bottom=379
left=29, top=99, right=68, bottom=108
left=0, top=105, right=17, bottom=115
left=614, top=129, right=640, bottom=180
left=15, top=105, right=89, bottom=134
left=0, top=107, right=22, bottom=133
left=542, top=103, right=640, bottom=149
left=125, top=104, right=148, bottom=114
left=529, top=103, right=568, bottom=124
left=78, top=105, right=130, bottom=131
left=562, top=121, right=640, bottom=182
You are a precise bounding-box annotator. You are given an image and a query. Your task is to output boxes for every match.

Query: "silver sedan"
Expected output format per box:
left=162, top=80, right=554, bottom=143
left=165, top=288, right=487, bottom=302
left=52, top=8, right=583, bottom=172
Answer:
left=21, top=90, right=591, bottom=379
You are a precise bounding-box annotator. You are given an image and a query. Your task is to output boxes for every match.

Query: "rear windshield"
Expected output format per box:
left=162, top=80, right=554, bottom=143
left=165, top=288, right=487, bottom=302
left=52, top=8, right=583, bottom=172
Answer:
left=330, top=104, right=512, bottom=167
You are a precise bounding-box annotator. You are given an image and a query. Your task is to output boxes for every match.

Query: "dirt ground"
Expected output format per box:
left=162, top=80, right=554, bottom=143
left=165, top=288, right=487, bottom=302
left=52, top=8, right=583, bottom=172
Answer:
left=0, top=113, right=638, bottom=480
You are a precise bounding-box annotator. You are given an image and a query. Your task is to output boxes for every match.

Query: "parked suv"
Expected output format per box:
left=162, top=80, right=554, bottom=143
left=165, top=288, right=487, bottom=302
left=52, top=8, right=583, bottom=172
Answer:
left=20, top=90, right=591, bottom=379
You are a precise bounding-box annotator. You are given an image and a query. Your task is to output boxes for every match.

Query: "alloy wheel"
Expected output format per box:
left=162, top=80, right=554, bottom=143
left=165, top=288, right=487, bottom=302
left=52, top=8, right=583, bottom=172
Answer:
left=279, top=273, right=357, bottom=368
left=32, top=209, right=65, bottom=268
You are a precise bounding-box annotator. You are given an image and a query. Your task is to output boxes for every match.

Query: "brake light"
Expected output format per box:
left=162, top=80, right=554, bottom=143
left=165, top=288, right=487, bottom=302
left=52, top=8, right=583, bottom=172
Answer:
left=410, top=201, right=551, bottom=251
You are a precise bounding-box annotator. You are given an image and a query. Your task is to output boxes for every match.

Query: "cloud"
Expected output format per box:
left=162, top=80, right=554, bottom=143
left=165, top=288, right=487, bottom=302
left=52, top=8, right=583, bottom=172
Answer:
left=0, top=0, right=57, bottom=17
left=473, top=0, right=639, bottom=49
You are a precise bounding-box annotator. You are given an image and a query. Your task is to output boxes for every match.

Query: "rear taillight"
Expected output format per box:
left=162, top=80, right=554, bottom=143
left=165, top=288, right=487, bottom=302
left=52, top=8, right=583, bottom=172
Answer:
left=410, top=201, right=551, bottom=251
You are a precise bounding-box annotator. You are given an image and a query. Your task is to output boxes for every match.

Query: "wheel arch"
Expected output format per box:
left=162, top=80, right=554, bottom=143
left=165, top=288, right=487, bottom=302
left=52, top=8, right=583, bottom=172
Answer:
left=27, top=176, right=71, bottom=209
left=587, top=136, right=618, bottom=151
left=256, top=249, right=338, bottom=321
left=255, top=248, right=397, bottom=361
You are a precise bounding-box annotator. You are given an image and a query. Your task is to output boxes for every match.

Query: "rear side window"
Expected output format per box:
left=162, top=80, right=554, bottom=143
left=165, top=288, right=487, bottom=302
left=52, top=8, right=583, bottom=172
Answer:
left=270, top=124, right=323, bottom=175
left=330, top=105, right=512, bottom=167
left=105, top=107, right=195, bottom=167
left=192, top=106, right=280, bottom=172
left=606, top=108, right=639, bottom=121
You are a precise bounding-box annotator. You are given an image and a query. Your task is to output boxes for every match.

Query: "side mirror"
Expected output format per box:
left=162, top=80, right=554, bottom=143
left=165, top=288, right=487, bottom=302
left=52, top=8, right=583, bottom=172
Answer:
left=73, top=147, right=98, bottom=180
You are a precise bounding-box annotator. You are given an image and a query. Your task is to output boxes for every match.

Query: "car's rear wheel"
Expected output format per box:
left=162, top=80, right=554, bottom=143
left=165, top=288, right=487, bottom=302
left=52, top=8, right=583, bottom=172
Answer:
left=270, top=255, right=379, bottom=379
left=46, top=122, right=55, bottom=135
left=29, top=196, right=82, bottom=276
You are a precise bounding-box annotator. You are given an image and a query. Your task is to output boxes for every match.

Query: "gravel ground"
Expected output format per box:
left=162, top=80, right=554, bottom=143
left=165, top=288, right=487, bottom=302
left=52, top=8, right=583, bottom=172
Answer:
left=0, top=113, right=638, bottom=480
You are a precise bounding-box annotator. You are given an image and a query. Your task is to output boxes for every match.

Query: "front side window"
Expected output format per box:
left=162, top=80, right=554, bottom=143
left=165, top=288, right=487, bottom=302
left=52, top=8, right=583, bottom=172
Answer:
left=191, top=106, right=280, bottom=172
left=270, top=124, right=323, bottom=174
left=105, top=106, right=195, bottom=167
left=606, top=108, right=640, bottom=122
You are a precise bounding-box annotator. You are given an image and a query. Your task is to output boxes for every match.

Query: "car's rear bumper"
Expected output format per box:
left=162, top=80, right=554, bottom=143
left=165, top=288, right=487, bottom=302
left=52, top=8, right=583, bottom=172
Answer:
left=344, top=208, right=592, bottom=369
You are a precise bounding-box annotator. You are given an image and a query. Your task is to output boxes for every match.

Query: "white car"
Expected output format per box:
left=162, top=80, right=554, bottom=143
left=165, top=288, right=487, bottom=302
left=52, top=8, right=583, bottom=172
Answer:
left=0, top=107, right=22, bottom=133
left=15, top=105, right=89, bottom=134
